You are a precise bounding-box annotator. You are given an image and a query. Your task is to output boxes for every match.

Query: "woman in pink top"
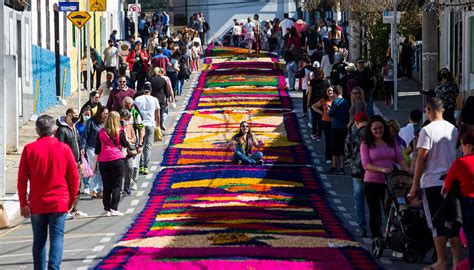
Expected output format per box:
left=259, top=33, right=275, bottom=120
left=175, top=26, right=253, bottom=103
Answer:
left=360, top=115, right=409, bottom=241
left=94, top=111, right=130, bottom=217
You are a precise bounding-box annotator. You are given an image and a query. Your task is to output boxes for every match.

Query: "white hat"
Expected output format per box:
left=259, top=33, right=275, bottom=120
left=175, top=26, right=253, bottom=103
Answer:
left=313, top=61, right=320, bottom=68
left=345, top=63, right=357, bottom=72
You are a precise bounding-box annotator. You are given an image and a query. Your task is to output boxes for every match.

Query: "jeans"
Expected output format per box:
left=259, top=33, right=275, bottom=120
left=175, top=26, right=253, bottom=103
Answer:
left=302, top=89, right=308, bottom=114
left=364, top=182, right=386, bottom=238
left=160, top=103, right=169, bottom=128
left=177, top=79, right=185, bottom=96
left=366, top=98, right=374, bottom=118
left=141, top=126, right=154, bottom=168
left=311, top=108, right=323, bottom=137
left=461, top=197, right=474, bottom=269
left=286, top=61, right=297, bottom=90
left=322, top=121, right=332, bottom=161
left=123, top=155, right=134, bottom=192
left=232, top=151, right=263, bottom=165
left=86, top=147, right=102, bottom=193
left=31, top=213, right=67, bottom=270
left=168, top=71, right=178, bottom=95
left=99, top=159, right=124, bottom=211
left=353, top=178, right=367, bottom=231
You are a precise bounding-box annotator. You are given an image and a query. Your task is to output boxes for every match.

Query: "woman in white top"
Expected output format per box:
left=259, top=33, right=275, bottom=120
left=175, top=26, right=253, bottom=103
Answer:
left=244, top=17, right=255, bottom=54
left=321, top=45, right=338, bottom=79
left=98, top=72, right=114, bottom=105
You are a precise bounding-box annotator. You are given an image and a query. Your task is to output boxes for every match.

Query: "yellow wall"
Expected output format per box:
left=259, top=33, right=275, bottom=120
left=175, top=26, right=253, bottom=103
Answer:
left=67, top=0, right=106, bottom=93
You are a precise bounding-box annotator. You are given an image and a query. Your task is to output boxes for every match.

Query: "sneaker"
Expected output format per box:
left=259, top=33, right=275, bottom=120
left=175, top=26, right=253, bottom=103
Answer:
left=110, top=210, right=124, bottom=216
left=142, top=167, right=150, bottom=175
left=122, top=190, right=131, bottom=196
left=83, top=187, right=90, bottom=195
left=67, top=212, right=74, bottom=219
left=326, top=167, right=339, bottom=174
left=326, top=160, right=332, bottom=164
left=315, top=136, right=323, bottom=142
left=256, top=160, right=263, bottom=165
left=130, top=180, right=138, bottom=191
left=139, top=166, right=145, bottom=175
left=308, top=123, right=313, bottom=128
left=310, top=134, right=318, bottom=140
left=71, top=210, right=88, bottom=218
left=103, top=211, right=111, bottom=217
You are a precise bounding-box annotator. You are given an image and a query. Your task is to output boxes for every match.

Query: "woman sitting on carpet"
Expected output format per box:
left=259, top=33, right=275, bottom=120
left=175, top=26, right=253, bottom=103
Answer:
left=227, top=121, right=264, bottom=165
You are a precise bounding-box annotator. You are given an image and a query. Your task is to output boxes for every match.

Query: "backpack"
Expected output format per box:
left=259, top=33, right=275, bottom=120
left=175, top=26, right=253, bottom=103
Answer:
left=178, top=57, right=191, bottom=80
left=203, top=21, right=210, bottom=32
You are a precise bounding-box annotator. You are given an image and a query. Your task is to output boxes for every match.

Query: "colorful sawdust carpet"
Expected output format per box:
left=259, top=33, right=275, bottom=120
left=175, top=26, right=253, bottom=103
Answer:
left=95, top=47, right=379, bottom=269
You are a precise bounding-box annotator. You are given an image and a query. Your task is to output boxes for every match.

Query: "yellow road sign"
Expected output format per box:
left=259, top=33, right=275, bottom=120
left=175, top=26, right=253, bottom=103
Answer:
left=67, top=11, right=91, bottom=29
left=89, top=0, right=106, bottom=12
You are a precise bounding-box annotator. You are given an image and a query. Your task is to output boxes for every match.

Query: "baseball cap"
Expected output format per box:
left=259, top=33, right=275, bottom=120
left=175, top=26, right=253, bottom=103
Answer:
left=143, top=82, right=152, bottom=92
left=313, top=61, right=320, bottom=68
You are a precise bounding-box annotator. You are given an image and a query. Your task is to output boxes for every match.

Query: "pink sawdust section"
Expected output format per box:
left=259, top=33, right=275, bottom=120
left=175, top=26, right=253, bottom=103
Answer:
left=99, top=247, right=378, bottom=270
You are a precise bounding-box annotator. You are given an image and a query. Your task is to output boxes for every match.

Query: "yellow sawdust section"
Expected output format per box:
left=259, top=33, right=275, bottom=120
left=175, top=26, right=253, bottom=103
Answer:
left=115, top=234, right=360, bottom=248
left=171, top=178, right=303, bottom=189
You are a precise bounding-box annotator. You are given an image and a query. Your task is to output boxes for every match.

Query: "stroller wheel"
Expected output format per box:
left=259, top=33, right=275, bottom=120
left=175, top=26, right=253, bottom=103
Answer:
left=402, top=248, right=419, bottom=263
left=371, top=238, right=384, bottom=258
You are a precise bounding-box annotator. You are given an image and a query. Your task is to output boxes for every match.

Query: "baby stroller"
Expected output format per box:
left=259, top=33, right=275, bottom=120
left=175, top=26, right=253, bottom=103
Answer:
left=371, top=171, right=435, bottom=263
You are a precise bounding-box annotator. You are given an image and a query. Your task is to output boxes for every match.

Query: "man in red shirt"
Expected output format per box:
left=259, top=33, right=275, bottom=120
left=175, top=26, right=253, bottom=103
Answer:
left=17, top=115, right=79, bottom=270
left=107, top=76, right=136, bottom=112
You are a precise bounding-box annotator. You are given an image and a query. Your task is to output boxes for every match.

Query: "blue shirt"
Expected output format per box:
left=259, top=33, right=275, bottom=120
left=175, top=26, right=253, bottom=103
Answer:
left=162, top=14, right=170, bottom=26
left=329, top=97, right=349, bottom=129
left=162, top=48, right=172, bottom=59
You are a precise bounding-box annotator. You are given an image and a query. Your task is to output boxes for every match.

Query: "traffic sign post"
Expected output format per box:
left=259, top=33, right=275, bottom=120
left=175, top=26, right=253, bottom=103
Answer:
left=89, top=0, right=106, bottom=12
left=58, top=2, right=79, bottom=12
left=67, top=11, right=91, bottom=29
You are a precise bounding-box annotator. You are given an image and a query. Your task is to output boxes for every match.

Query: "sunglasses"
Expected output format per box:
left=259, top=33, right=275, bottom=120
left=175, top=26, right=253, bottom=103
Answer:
left=242, top=125, right=250, bottom=128
left=119, top=81, right=126, bottom=83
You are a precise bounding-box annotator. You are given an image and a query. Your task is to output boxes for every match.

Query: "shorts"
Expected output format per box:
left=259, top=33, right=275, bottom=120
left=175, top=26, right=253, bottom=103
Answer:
left=422, top=186, right=460, bottom=238
left=330, top=128, right=348, bottom=156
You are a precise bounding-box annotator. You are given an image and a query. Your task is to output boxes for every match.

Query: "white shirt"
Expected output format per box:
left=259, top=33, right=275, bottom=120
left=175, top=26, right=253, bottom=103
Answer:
left=232, top=25, right=242, bottom=36
left=399, top=123, right=416, bottom=146
left=302, top=67, right=312, bottom=90
left=244, top=22, right=255, bottom=33
left=103, top=46, right=118, bottom=67
left=134, top=95, right=160, bottom=127
left=320, top=55, right=333, bottom=78
left=416, top=120, right=458, bottom=188
left=279, top=19, right=294, bottom=35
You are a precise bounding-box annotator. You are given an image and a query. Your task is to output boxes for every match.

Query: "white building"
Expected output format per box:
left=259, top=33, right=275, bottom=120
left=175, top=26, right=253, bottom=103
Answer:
left=439, top=0, right=474, bottom=100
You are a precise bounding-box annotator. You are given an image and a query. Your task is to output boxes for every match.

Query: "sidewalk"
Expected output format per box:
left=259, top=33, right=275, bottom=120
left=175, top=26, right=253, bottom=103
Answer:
left=374, top=78, right=424, bottom=126
left=1, top=90, right=89, bottom=228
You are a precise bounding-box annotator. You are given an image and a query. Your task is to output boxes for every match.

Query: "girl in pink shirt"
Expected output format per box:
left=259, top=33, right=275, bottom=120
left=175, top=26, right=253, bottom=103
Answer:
left=360, top=115, right=409, bottom=241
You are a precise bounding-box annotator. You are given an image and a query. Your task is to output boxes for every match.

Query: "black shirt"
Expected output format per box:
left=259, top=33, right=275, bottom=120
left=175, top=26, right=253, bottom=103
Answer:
left=309, top=78, right=329, bottom=104
left=149, top=75, right=168, bottom=104
left=355, top=68, right=375, bottom=99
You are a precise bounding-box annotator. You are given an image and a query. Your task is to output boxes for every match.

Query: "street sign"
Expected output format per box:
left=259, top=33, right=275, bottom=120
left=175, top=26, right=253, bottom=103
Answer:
left=128, top=4, right=141, bottom=13
left=58, top=2, right=79, bottom=12
left=89, top=0, right=106, bottom=12
left=67, top=11, right=91, bottom=29
left=383, top=10, right=400, bottom=24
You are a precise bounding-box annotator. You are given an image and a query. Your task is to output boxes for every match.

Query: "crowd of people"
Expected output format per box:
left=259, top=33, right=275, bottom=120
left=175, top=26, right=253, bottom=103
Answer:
left=228, top=12, right=474, bottom=270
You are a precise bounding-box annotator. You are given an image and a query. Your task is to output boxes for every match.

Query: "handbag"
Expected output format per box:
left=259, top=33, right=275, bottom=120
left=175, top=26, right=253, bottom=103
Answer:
left=154, top=127, right=163, bottom=142
left=81, top=153, right=94, bottom=178
left=127, top=143, right=138, bottom=156
left=295, top=68, right=305, bottom=79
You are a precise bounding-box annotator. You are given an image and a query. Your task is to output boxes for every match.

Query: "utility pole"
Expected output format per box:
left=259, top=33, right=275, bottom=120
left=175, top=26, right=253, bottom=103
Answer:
left=421, top=1, right=438, bottom=100
left=135, top=0, right=138, bottom=41
left=86, top=0, right=92, bottom=94
left=391, top=0, right=399, bottom=111
left=0, top=0, right=6, bottom=197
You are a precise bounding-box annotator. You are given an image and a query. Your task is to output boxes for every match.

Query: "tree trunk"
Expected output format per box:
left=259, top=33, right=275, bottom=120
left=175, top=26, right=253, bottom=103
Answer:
left=422, top=6, right=438, bottom=93
left=349, top=11, right=362, bottom=62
